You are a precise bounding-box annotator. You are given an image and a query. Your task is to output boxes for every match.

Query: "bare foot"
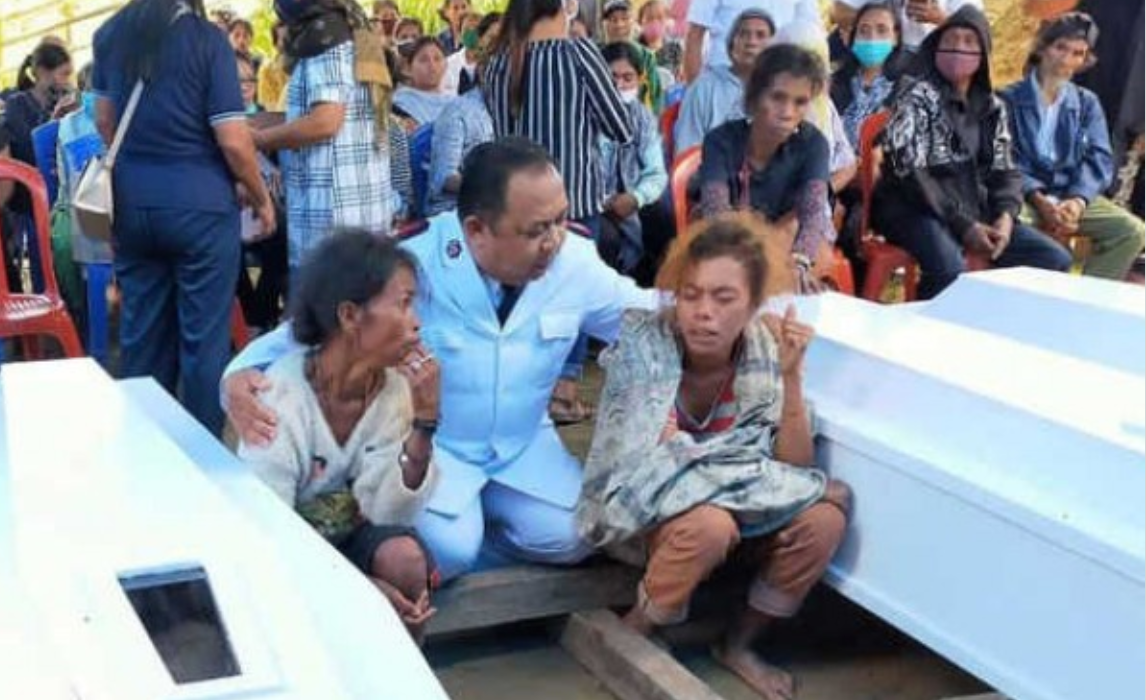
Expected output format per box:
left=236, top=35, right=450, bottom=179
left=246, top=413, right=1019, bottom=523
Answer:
left=712, top=644, right=795, bottom=700
left=621, top=606, right=657, bottom=637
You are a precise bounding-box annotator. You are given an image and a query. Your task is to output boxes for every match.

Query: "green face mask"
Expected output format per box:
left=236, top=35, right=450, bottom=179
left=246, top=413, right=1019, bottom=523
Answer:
left=462, top=28, right=480, bottom=50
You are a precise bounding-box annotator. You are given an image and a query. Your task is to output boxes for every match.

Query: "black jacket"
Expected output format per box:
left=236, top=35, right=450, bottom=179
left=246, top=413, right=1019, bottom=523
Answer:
left=875, top=6, right=1023, bottom=238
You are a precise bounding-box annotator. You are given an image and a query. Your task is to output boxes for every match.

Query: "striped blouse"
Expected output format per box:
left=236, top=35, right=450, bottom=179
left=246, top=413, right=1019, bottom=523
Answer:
left=483, top=37, right=634, bottom=221
left=674, top=381, right=737, bottom=442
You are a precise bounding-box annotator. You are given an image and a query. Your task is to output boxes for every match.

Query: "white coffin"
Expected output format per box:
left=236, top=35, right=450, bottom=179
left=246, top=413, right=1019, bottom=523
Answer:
left=0, top=360, right=448, bottom=700
left=796, top=273, right=1145, bottom=700
left=919, top=267, right=1145, bottom=376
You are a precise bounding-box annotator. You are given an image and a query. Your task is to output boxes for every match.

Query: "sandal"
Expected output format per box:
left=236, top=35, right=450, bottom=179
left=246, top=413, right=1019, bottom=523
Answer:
left=549, top=395, right=595, bottom=426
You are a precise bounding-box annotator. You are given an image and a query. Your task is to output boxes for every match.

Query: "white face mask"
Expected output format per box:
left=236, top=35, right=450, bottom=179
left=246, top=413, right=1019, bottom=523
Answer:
left=620, top=87, right=639, bottom=104
left=565, top=0, right=580, bottom=22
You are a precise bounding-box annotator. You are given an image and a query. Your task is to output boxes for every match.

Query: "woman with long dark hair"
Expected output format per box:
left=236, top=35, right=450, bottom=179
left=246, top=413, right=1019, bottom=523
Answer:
left=484, top=0, right=633, bottom=233
left=484, top=0, right=634, bottom=425
left=92, top=0, right=274, bottom=435
left=4, top=42, right=73, bottom=217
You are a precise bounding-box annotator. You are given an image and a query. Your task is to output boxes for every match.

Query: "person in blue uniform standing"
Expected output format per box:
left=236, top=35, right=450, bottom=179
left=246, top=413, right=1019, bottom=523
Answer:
left=222, top=138, right=661, bottom=581
left=92, top=0, right=274, bottom=435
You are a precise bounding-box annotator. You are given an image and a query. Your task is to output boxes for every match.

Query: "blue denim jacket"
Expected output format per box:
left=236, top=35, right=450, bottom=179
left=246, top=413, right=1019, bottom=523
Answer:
left=1000, top=74, right=1113, bottom=203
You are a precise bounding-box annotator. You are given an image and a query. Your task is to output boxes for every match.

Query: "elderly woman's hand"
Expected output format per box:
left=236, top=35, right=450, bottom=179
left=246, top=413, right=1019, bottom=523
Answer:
left=397, top=343, right=440, bottom=422
left=225, top=368, right=278, bottom=446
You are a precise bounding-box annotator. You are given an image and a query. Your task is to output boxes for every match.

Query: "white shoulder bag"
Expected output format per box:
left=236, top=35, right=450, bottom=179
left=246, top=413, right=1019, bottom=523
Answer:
left=73, top=80, right=144, bottom=243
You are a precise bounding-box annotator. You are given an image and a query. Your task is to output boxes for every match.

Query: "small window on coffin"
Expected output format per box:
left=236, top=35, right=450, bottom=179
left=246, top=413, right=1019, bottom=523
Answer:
left=119, top=566, right=241, bottom=684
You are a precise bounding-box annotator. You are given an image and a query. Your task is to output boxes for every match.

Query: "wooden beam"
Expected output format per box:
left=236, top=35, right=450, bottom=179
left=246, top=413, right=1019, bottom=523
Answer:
left=560, top=610, right=727, bottom=700
left=426, top=562, right=642, bottom=639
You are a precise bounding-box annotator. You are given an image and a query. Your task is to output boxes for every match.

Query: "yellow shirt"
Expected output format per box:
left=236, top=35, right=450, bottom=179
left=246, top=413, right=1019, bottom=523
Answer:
left=258, top=57, right=289, bottom=112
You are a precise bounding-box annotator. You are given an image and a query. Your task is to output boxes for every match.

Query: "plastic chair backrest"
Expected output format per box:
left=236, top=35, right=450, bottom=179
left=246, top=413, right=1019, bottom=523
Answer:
left=858, top=110, right=890, bottom=238
left=660, top=100, right=682, bottom=163
left=410, top=124, right=434, bottom=220
left=0, top=158, right=63, bottom=299
left=670, top=145, right=701, bottom=242
left=31, top=121, right=61, bottom=207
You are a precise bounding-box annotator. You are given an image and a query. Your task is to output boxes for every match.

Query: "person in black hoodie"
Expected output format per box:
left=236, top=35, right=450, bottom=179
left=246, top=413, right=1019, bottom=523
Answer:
left=872, top=6, right=1071, bottom=299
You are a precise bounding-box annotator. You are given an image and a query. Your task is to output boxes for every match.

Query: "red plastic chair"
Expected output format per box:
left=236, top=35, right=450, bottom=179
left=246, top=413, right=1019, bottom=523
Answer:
left=831, top=247, right=856, bottom=295
left=660, top=100, right=682, bottom=164
left=857, top=111, right=920, bottom=302
left=0, top=158, right=84, bottom=359
left=230, top=300, right=251, bottom=351
left=670, top=145, right=701, bottom=242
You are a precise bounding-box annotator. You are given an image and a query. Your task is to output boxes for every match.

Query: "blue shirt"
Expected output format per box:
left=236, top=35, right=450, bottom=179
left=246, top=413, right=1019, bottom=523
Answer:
left=393, top=87, right=453, bottom=127
left=92, top=8, right=246, bottom=212
left=427, top=89, right=493, bottom=216
left=674, top=65, right=745, bottom=154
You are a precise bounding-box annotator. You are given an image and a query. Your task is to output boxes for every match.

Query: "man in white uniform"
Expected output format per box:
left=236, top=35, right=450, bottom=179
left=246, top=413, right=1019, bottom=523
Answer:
left=223, top=138, right=659, bottom=581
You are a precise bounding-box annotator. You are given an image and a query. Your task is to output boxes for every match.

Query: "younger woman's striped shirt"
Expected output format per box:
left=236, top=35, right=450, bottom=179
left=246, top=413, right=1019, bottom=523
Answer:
left=483, top=37, right=634, bottom=221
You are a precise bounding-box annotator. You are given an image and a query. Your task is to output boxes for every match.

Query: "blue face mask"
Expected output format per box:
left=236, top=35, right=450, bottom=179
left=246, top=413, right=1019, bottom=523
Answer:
left=852, top=39, right=895, bottom=68
left=81, top=91, right=98, bottom=120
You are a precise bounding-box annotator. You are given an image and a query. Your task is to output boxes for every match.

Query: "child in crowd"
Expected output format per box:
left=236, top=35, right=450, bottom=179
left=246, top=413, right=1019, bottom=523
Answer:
left=598, top=42, right=668, bottom=275
left=638, top=0, right=684, bottom=81
left=229, top=18, right=262, bottom=73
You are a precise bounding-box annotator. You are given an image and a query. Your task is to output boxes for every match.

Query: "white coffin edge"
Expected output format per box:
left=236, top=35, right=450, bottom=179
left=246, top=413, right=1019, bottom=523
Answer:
left=920, top=268, right=1145, bottom=376
left=117, top=377, right=451, bottom=700
left=0, top=360, right=448, bottom=700
left=794, top=291, right=1145, bottom=700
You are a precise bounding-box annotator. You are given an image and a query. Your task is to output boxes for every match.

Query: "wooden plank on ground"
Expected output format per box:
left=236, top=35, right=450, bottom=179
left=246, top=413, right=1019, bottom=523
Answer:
left=426, top=563, right=642, bottom=639
left=560, top=609, right=727, bottom=700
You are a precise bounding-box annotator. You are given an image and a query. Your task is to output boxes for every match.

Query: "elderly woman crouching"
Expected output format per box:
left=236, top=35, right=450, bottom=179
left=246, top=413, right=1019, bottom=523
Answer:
left=240, top=230, right=440, bottom=640
left=577, top=213, right=850, bottom=700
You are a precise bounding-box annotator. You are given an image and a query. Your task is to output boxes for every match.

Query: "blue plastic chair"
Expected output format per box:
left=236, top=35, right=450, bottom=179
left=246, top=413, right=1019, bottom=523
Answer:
left=58, top=128, right=114, bottom=366
left=84, top=262, right=113, bottom=365
left=31, top=121, right=61, bottom=207
left=410, top=124, right=434, bottom=220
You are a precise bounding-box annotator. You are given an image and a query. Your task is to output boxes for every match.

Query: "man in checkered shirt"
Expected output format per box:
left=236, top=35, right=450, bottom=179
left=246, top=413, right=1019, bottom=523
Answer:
left=254, top=40, right=391, bottom=270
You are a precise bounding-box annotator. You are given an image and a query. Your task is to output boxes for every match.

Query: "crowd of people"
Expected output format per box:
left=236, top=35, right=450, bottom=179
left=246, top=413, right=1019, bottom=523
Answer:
left=0, top=0, right=1142, bottom=696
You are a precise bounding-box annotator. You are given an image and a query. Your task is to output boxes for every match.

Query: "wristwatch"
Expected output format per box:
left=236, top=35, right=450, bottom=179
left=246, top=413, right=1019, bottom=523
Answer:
left=412, top=417, right=438, bottom=436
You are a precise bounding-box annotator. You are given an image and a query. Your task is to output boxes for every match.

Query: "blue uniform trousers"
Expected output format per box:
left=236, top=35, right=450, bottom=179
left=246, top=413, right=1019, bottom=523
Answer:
left=114, top=204, right=240, bottom=436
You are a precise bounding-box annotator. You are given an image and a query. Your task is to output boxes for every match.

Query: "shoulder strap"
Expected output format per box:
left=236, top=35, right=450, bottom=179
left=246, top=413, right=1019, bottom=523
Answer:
left=105, top=79, right=144, bottom=171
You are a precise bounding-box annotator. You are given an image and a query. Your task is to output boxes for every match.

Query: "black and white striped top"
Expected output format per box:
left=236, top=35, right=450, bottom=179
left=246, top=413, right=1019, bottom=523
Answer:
left=483, top=37, right=634, bottom=221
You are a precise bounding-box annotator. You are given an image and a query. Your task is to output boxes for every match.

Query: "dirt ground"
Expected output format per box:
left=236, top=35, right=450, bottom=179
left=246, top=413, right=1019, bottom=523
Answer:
left=428, top=591, right=989, bottom=700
